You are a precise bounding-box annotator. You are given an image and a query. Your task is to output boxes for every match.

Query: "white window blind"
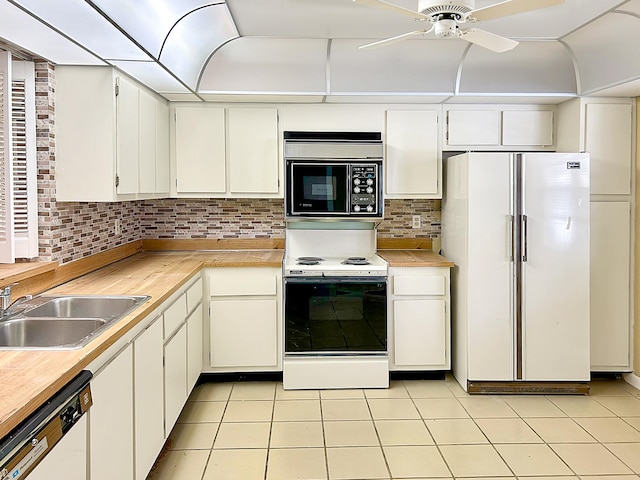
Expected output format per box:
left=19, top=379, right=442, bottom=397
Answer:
left=11, top=61, right=37, bottom=259
left=0, top=51, right=38, bottom=263
left=0, top=51, right=14, bottom=263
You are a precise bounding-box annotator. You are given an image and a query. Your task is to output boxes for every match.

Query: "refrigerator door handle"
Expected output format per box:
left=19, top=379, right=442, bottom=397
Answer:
left=509, top=215, right=515, bottom=261
left=522, top=214, right=528, bottom=262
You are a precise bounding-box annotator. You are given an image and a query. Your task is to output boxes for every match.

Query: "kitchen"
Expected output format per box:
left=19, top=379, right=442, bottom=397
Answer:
left=0, top=0, right=640, bottom=479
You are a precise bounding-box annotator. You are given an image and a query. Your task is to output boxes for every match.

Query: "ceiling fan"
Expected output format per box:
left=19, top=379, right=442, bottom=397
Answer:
left=353, top=0, right=565, bottom=52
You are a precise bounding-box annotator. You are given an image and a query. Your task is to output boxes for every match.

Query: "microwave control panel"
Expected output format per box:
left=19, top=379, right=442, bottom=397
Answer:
left=350, top=164, right=378, bottom=214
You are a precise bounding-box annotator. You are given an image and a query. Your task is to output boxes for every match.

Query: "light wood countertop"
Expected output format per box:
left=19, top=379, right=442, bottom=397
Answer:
left=0, top=250, right=283, bottom=439
left=378, top=249, right=454, bottom=268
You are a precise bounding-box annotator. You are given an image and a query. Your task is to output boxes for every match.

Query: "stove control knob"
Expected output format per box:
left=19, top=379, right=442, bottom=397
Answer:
left=354, top=178, right=361, bottom=185
left=366, top=205, right=374, bottom=212
left=354, top=187, right=361, bottom=194
left=353, top=205, right=361, bottom=212
left=366, top=178, right=374, bottom=185
left=366, top=187, right=373, bottom=194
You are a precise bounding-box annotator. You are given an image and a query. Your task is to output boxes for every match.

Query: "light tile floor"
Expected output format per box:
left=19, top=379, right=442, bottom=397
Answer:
left=147, top=376, right=640, bottom=480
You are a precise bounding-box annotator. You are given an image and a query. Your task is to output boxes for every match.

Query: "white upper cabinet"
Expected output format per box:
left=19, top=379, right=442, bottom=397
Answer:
left=228, top=108, right=279, bottom=195
left=557, top=97, right=634, bottom=196
left=444, top=106, right=555, bottom=150
left=56, top=66, right=169, bottom=201
left=447, top=110, right=501, bottom=146
left=385, top=109, right=441, bottom=199
left=138, top=88, right=157, bottom=195
left=584, top=103, right=633, bottom=195
left=175, top=106, right=226, bottom=194
left=173, top=106, right=280, bottom=198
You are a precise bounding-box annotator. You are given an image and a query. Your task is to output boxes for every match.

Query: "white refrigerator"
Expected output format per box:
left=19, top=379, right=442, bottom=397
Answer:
left=442, top=152, right=590, bottom=391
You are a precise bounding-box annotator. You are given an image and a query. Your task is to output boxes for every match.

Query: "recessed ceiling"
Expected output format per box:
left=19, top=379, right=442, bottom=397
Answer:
left=0, top=0, right=638, bottom=101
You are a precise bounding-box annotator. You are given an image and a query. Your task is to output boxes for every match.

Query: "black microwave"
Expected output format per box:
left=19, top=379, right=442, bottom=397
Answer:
left=284, top=132, right=384, bottom=219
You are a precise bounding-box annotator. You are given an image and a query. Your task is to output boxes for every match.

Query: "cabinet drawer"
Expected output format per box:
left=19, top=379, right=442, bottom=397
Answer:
left=210, top=271, right=277, bottom=296
left=393, top=275, right=445, bottom=296
left=186, top=277, right=203, bottom=312
left=164, top=295, right=187, bottom=340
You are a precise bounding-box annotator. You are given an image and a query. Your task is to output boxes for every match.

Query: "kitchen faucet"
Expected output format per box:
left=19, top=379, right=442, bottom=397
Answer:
left=0, top=284, right=32, bottom=319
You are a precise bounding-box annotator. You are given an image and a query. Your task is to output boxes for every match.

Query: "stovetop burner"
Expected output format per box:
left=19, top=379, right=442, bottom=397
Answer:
left=341, top=257, right=371, bottom=266
left=297, top=256, right=324, bottom=266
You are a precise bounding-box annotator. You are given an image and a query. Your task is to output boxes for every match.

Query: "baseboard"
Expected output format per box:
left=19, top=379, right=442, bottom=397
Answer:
left=624, top=372, right=640, bottom=390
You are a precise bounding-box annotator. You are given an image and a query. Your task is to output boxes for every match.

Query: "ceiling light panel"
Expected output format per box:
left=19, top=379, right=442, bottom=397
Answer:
left=0, top=1, right=104, bottom=64
left=12, top=0, right=151, bottom=60
left=160, top=3, right=238, bottom=89
left=563, top=12, right=640, bottom=94
left=330, top=39, right=465, bottom=94
left=458, top=41, right=577, bottom=95
left=199, top=38, right=327, bottom=94
left=89, top=0, right=214, bottom=58
left=110, top=61, right=191, bottom=93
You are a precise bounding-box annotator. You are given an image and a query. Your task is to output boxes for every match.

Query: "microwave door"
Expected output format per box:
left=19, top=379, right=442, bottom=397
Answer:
left=290, top=163, right=349, bottom=216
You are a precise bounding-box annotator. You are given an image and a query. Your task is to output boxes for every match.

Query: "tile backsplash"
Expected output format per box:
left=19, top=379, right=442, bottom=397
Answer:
left=35, top=61, right=441, bottom=264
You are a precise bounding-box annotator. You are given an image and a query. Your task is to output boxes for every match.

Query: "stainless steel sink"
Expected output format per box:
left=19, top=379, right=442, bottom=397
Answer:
left=22, top=295, right=149, bottom=320
left=0, top=317, right=109, bottom=349
left=0, top=294, right=150, bottom=350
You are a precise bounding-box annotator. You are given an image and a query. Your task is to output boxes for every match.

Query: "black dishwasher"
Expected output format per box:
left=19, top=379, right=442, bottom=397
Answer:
left=0, top=370, right=92, bottom=479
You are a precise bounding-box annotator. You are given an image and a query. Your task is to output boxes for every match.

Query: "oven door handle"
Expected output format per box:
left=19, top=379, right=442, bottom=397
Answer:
left=284, top=276, right=387, bottom=284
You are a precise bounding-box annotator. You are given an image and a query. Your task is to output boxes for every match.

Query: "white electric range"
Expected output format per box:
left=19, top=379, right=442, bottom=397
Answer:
left=282, top=224, right=389, bottom=390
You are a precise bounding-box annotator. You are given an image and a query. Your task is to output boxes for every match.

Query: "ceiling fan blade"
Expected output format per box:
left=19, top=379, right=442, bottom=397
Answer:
left=353, top=0, right=430, bottom=20
left=459, top=28, right=519, bottom=53
left=359, top=29, right=431, bottom=50
left=468, top=0, right=565, bottom=22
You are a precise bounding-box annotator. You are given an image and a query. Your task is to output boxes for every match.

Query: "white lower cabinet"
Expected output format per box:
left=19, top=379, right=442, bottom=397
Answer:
left=208, top=267, right=282, bottom=371
left=187, top=303, right=204, bottom=391
left=27, top=416, right=87, bottom=480
left=164, top=323, right=187, bottom=433
left=389, top=267, right=451, bottom=371
left=590, top=201, right=631, bottom=370
left=133, top=317, right=164, bottom=480
left=89, top=344, right=134, bottom=480
left=83, top=273, right=203, bottom=480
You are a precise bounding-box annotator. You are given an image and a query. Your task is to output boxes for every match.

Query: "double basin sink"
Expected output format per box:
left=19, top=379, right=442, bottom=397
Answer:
left=0, top=295, right=150, bottom=350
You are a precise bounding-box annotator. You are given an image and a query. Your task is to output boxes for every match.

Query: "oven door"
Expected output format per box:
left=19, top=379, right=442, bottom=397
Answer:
left=287, top=162, right=349, bottom=216
left=284, top=277, right=387, bottom=355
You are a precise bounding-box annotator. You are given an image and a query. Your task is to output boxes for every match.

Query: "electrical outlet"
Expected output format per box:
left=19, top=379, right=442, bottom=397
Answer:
left=115, top=219, right=122, bottom=235
left=412, top=215, right=421, bottom=229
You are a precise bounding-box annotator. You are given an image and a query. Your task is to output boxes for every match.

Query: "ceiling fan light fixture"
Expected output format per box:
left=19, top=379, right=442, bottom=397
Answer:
left=434, top=19, right=458, bottom=38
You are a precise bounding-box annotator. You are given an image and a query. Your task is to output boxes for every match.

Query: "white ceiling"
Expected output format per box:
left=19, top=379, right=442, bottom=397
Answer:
left=0, top=0, right=639, bottom=102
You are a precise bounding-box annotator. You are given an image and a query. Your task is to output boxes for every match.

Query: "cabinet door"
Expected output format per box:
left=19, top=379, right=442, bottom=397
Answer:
left=133, top=318, right=165, bottom=480
left=175, top=107, right=226, bottom=193
left=502, top=110, right=554, bottom=146
left=446, top=110, right=500, bottom=146
left=156, top=101, right=170, bottom=193
left=28, top=416, right=87, bottom=480
left=210, top=299, right=278, bottom=368
left=138, top=89, right=157, bottom=194
left=187, top=303, right=203, bottom=391
left=590, top=201, right=631, bottom=370
left=584, top=103, right=632, bottom=195
left=386, top=110, right=440, bottom=197
left=164, top=324, right=187, bottom=434
left=228, top=108, right=279, bottom=195
left=116, top=75, right=139, bottom=195
left=393, top=299, right=446, bottom=366
left=90, top=344, right=134, bottom=480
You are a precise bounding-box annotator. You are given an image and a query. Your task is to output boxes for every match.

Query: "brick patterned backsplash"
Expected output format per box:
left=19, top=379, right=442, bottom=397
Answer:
left=378, top=199, right=441, bottom=239
left=138, top=198, right=286, bottom=239
left=34, top=61, right=441, bottom=263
